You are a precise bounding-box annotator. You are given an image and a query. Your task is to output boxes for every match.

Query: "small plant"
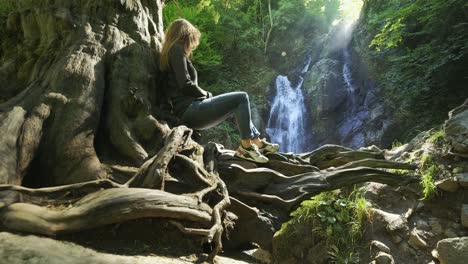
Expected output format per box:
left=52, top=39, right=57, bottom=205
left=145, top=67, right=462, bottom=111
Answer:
left=420, top=164, right=439, bottom=200
left=419, top=154, right=439, bottom=200
left=429, top=129, right=445, bottom=145
left=274, top=189, right=370, bottom=263
left=391, top=140, right=403, bottom=149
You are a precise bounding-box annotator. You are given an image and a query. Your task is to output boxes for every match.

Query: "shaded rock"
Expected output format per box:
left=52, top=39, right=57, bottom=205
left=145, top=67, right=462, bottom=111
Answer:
left=444, top=229, right=458, bottom=238
left=408, top=228, right=429, bottom=249
left=306, top=241, right=328, bottom=264
left=436, top=177, right=460, bottom=192
left=462, top=204, right=468, bottom=228
left=0, top=232, right=243, bottom=264
left=456, top=173, right=468, bottom=187
left=434, top=237, right=468, bottom=264
left=429, top=220, right=443, bottom=236
left=374, top=252, right=395, bottom=264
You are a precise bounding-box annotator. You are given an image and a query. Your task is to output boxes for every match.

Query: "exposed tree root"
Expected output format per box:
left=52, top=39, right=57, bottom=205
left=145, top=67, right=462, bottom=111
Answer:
left=0, top=188, right=212, bottom=236
left=0, top=125, right=419, bottom=261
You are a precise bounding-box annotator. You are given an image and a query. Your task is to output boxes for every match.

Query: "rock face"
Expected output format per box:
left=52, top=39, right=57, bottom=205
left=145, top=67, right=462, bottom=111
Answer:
left=434, top=237, right=468, bottom=264
left=445, top=100, right=468, bottom=154
left=302, top=59, right=346, bottom=145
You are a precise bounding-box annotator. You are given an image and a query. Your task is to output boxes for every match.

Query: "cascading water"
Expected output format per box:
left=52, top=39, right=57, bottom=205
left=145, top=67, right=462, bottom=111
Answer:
left=266, top=57, right=312, bottom=153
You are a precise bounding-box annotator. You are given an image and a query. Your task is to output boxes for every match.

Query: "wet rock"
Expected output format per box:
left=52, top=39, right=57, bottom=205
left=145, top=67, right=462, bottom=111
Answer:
left=434, top=237, right=468, bottom=264
left=374, top=252, right=395, bottom=264
left=408, top=228, right=429, bottom=249
left=435, top=177, right=460, bottom=192
left=462, top=204, right=468, bottom=228
left=456, top=173, right=468, bottom=187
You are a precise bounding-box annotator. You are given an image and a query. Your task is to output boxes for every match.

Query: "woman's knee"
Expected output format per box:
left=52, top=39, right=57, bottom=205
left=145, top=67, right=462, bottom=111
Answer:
left=236, top=91, right=249, bottom=103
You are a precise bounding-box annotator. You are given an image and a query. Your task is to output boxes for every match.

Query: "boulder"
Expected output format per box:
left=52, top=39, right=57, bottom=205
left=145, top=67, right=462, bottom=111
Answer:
left=301, top=59, right=346, bottom=145
left=435, top=177, right=460, bottom=192
left=456, top=173, right=468, bottom=187
left=445, top=100, right=468, bottom=154
left=408, top=228, right=429, bottom=249
left=0, top=232, right=249, bottom=264
left=434, top=237, right=468, bottom=264
left=370, top=240, right=391, bottom=254
left=374, top=252, right=395, bottom=264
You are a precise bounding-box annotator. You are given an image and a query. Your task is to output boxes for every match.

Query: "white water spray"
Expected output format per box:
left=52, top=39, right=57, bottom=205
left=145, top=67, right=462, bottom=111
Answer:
left=266, top=67, right=310, bottom=153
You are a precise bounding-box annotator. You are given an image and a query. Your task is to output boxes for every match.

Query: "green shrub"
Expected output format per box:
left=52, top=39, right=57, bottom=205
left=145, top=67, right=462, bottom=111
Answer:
left=419, top=154, right=439, bottom=200
left=274, top=188, right=370, bottom=263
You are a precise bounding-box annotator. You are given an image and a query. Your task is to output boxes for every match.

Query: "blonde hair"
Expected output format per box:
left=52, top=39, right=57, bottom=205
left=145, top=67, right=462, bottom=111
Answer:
left=160, top=19, right=201, bottom=72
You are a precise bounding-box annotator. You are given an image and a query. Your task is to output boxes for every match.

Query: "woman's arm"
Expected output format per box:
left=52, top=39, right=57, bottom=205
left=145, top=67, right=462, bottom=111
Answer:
left=169, top=44, right=208, bottom=98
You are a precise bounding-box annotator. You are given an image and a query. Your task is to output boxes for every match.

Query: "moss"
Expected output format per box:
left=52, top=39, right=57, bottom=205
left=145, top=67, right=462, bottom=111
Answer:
left=429, top=129, right=445, bottom=146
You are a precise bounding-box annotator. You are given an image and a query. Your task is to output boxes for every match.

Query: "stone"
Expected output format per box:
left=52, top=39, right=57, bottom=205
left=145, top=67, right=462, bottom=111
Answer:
left=444, top=229, right=458, bottom=238
left=430, top=221, right=443, bottom=236
left=398, top=242, right=411, bottom=253
left=370, top=240, right=391, bottom=254
left=243, top=248, right=272, bottom=264
left=391, top=235, right=402, bottom=244
left=435, top=237, right=468, bottom=264
left=462, top=204, right=468, bottom=228
left=0, top=232, right=249, bottom=264
left=408, top=228, right=429, bottom=249
left=435, top=177, right=460, bottom=192
left=445, top=107, right=468, bottom=154
left=372, top=209, right=409, bottom=234
left=456, top=173, right=468, bottom=187
left=306, top=240, right=328, bottom=264
left=374, top=252, right=395, bottom=264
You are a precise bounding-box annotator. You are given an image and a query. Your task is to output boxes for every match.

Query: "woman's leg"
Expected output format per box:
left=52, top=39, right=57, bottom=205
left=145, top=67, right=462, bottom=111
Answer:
left=181, top=92, right=260, bottom=140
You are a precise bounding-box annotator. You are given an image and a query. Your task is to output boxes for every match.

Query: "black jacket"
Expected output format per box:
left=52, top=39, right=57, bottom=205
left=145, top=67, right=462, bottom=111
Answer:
left=164, top=43, right=209, bottom=116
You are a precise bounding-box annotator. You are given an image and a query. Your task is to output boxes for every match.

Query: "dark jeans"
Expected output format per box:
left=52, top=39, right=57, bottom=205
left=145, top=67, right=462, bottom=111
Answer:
left=181, top=92, right=261, bottom=139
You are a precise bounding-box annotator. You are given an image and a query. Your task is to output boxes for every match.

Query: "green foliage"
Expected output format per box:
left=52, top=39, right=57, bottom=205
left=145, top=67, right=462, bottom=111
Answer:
left=0, top=0, right=14, bottom=17
left=356, top=0, right=468, bottom=142
left=429, top=129, right=445, bottom=146
left=275, top=188, right=370, bottom=263
left=391, top=140, right=403, bottom=149
left=419, top=154, right=439, bottom=200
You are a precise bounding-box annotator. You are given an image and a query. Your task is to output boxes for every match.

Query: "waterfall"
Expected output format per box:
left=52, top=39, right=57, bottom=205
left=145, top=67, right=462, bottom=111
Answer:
left=342, top=48, right=357, bottom=112
left=266, top=57, right=312, bottom=153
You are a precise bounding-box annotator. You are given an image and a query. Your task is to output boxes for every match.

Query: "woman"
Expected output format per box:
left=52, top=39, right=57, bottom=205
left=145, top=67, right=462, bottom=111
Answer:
left=160, top=19, right=278, bottom=163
